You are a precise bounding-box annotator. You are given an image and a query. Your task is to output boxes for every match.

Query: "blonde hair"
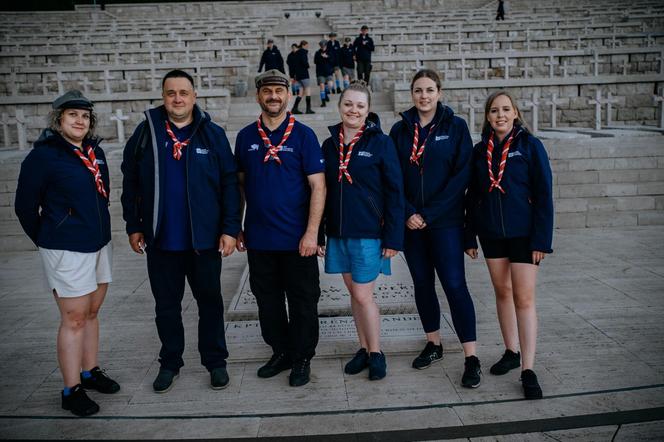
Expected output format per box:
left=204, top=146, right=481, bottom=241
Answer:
left=481, top=90, right=528, bottom=137
left=338, top=80, right=371, bottom=108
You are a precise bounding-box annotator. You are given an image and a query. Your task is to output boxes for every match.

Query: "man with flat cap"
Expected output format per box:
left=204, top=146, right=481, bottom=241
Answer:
left=234, top=69, right=326, bottom=387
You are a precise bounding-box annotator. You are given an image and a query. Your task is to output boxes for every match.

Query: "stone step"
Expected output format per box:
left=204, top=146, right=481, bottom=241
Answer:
left=556, top=209, right=664, bottom=228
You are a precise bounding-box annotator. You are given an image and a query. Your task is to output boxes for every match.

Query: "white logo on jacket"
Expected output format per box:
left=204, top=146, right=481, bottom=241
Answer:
left=357, top=151, right=372, bottom=157
left=96, top=159, right=105, bottom=165
left=435, top=135, right=449, bottom=141
left=508, top=151, right=522, bottom=158
left=196, top=148, right=209, bottom=155
left=249, top=144, right=259, bottom=151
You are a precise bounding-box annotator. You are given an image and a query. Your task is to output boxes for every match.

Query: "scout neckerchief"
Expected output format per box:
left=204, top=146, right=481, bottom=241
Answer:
left=72, top=145, right=108, bottom=198
left=165, top=120, right=190, bottom=160
left=338, top=124, right=366, bottom=184
left=257, top=113, right=295, bottom=165
left=486, top=129, right=515, bottom=194
left=409, top=121, right=437, bottom=166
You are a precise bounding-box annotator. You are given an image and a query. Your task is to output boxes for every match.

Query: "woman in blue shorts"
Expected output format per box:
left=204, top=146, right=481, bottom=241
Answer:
left=464, top=90, right=554, bottom=399
left=321, top=81, right=405, bottom=380
left=15, top=90, right=120, bottom=416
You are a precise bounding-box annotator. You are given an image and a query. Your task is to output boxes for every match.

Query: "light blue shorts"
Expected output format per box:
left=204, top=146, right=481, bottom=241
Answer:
left=324, top=237, right=391, bottom=283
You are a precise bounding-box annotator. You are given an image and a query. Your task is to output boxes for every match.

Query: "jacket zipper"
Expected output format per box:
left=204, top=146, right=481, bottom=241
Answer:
left=55, top=211, right=70, bottom=229
left=339, top=180, right=343, bottom=236
left=185, top=117, right=205, bottom=249
left=367, top=193, right=382, bottom=220
left=498, top=191, right=506, bottom=237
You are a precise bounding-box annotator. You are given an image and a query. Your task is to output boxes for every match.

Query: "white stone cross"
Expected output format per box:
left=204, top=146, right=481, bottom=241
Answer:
left=482, top=65, right=493, bottom=81
left=522, top=89, right=540, bottom=133
left=15, top=109, right=27, bottom=150
left=45, top=57, right=54, bottom=67
left=37, top=75, right=50, bottom=95
left=125, top=73, right=137, bottom=93
left=491, top=39, right=498, bottom=53
left=498, top=56, right=517, bottom=80
left=149, top=49, right=156, bottom=65
left=575, top=36, right=583, bottom=51
left=113, top=51, right=121, bottom=66
left=587, top=88, right=604, bottom=131
left=1, top=113, right=10, bottom=148
left=545, top=93, right=566, bottom=128
left=656, top=50, right=664, bottom=75
left=457, top=56, right=472, bottom=82
left=77, top=52, right=85, bottom=67
left=204, top=72, right=214, bottom=89
left=544, top=55, right=558, bottom=79
left=8, top=70, right=18, bottom=96
left=604, top=92, right=622, bottom=126
left=653, top=88, right=664, bottom=129
left=102, top=69, right=114, bottom=95
left=79, top=76, right=93, bottom=94
left=110, top=109, right=129, bottom=144
left=399, top=66, right=410, bottom=83
left=590, top=51, right=604, bottom=76
left=620, top=59, right=630, bottom=76
left=520, top=60, right=534, bottom=79
left=461, top=95, right=484, bottom=134
left=193, top=67, right=203, bottom=90
left=56, top=71, right=66, bottom=95
left=147, top=67, right=159, bottom=92
left=560, top=60, right=570, bottom=78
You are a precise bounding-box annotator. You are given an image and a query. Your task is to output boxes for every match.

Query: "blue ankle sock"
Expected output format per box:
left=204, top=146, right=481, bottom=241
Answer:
left=63, top=386, right=73, bottom=396
left=343, top=80, right=349, bottom=88
left=81, top=370, right=92, bottom=380
left=320, top=91, right=326, bottom=101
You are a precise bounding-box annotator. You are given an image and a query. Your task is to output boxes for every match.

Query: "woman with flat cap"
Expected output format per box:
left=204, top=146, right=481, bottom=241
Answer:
left=15, top=90, right=120, bottom=416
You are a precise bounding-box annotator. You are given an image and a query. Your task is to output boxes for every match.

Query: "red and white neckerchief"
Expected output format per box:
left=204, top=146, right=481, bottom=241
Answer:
left=256, top=113, right=295, bottom=164
left=338, top=124, right=365, bottom=184
left=409, top=122, right=437, bottom=166
left=72, top=146, right=108, bottom=199
left=165, top=121, right=190, bottom=160
left=486, top=129, right=515, bottom=194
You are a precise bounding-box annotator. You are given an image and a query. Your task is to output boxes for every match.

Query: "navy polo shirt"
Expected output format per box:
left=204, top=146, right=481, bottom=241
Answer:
left=235, top=116, right=324, bottom=251
left=156, top=121, right=193, bottom=251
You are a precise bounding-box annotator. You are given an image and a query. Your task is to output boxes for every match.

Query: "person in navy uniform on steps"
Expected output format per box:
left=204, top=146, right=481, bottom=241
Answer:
left=121, top=70, right=241, bottom=394
left=321, top=81, right=405, bottom=381
left=15, top=90, right=120, bottom=417
left=464, top=90, right=553, bottom=400
left=389, top=69, right=482, bottom=388
left=314, top=39, right=335, bottom=107
left=326, top=32, right=343, bottom=93
left=291, top=40, right=315, bottom=114
left=286, top=43, right=300, bottom=96
left=234, top=69, right=326, bottom=387
left=353, top=25, right=375, bottom=84
left=258, top=39, right=285, bottom=74
left=340, top=37, right=355, bottom=89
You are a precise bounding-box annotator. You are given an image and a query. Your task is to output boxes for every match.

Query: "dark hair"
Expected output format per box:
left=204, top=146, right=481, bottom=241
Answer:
left=338, top=80, right=371, bottom=108
left=161, top=69, right=195, bottom=90
left=361, top=25, right=369, bottom=30
left=48, top=108, right=97, bottom=139
left=291, top=43, right=298, bottom=48
left=410, top=69, right=441, bottom=92
left=300, top=40, right=308, bottom=47
left=481, top=90, right=528, bottom=137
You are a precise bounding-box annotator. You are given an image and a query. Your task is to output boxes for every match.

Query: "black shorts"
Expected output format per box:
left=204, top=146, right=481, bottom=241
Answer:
left=479, top=236, right=539, bottom=265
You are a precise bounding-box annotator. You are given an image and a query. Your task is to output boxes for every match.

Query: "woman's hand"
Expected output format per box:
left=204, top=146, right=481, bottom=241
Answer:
left=406, top=214, right=426, bottom=230
left=465, top=248, right=478, bottom=259
left=532, top=251, right=546, bottom=264
left=382, top=248, right=398, bottom=258
left=317, top=245, right=326, bottom=257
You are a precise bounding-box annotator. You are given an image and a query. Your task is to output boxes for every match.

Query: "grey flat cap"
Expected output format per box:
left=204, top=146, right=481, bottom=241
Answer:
left=255, top=69, right=290, bottom=89
left=52, top=89, right=93, bottom=110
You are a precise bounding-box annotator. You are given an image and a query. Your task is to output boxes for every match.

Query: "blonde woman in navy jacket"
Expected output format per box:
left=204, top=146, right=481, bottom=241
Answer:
left=465, top=90, right=554, bottom=400
left=321, top=81, right=405, bottom=381
left=389, top=69, right=481, bottom=389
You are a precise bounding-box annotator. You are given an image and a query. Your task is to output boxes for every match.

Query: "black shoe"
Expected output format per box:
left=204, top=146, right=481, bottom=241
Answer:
left=321, top=101, right=326, bottom=107
left=289, top=359, right=311, bottom=387
left=257, top=353, right=292, bottom=378
left=210, top=367, right=229, bottom=390
left=490, top=349, right=521, bottom=375
left=368, top=351, right=387, bottom=380
left=81, top=366, right=120, bottom=394
left=336, top=87, right=342, bottom=93
left=461, top=355, right=482, bottom=388
left=62, top=384, right=99, bottom=417
left=153, top=368, right=179, bottom=393
left=344, top=348, right=369, bottom=375
left=325, top=95, right=330, bottom=102
left=291, top=108, right=302, bottom=114
left=305, top=108, right=315, bottom=114
left=412, top=341, right=443, bottom=370
left=521, top=369, right=543, bottom=399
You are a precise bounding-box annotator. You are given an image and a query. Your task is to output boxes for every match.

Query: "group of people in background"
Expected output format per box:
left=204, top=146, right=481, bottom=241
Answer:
left=259, top=25, right=375, bottom=110
left=15, top=40, right=553, bottom=416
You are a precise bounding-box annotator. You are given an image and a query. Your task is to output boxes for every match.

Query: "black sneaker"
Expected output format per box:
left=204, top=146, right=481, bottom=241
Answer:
left=461, top=355, right=482, bottom=388
left=521, top=369, right=543, bottom=399
left=321, top=101, right=326, bottom=107
left=305, top=108, right=315, bottom=114
left=291, top=108, right=302, bottom=114
left=257, top=353, right=292, bottom=378
left=412, top=341, right=443, bottom=370
left=344, top=348, right=369, bottom=375
left=336, top=87, right=342, bottom=94
left=210, top=367, right=229, bottom=390
left=368, top=351, right=387, bottom=380
left=289, top=359, right=311, bottom=387
left=490, top=349, right=521, bottom=375
left=61, top=384, right=99, bottom=417
left=153, top=368, right=179, bottom=393
left=81, top=366, right=120, bottom=394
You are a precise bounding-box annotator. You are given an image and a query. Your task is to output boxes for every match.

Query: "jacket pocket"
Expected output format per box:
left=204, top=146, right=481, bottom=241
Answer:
left=55, top=209, right=72, bottom=229
left=367, top=193, right=384, bottom=226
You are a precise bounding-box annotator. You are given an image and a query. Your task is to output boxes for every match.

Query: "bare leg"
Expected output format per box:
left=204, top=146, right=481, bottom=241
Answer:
left=349, top=279, right=380, bottom=353
left=343, top=273, right=367, bottom=349
left=462, top=341, right=477, bottom=357
left=54, top=291, right=92, bottom=387
left=82, top=283, right=108, bottom=371
left=511, top=263, right=539, bottom=370
left=425, top=330, right=441, bottom=345
left=486, top=258, right=519, bottom=352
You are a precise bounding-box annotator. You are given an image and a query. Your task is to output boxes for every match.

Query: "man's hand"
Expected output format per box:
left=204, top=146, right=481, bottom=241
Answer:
left=236, top=231, right=246, bottom=252
left=129, top=232, right=145, bottom=254
left=406, top=214, right=426, bottom=230
left=382, top=248, right=398, bottom=258
left=219, top=234, right=236, bottom=257
left=299, top=231, right=318, bottom=257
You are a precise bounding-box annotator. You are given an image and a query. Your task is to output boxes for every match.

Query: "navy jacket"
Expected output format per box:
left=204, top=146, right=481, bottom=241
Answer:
left=258, top=45, right=285, bottom=73
left=286, top=51, right=298, bottom=78
left=292, top=48, right=310, bottom=80
left=314, top=48, right=334, bottom=78
left=464, top=126, right=554, bottom=253
left=121, top=105, right=241, bottom=250
left=15, top=129, right=111, bottom=253
left=326, top=39, right=341, bottom=67
left=389, top=103, right=473, bottom=229
left=353, top=34, right=375, bottom=62
left=322, top=114, right=405, bottom=250
left=340, top=44, right=355, bottom=69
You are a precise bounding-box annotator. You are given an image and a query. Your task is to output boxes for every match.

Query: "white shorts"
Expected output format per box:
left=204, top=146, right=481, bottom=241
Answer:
left=39, top=244, right=113, bottom=298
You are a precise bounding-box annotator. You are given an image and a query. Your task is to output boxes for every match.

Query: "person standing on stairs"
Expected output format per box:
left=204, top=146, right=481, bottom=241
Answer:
left=286, top=43, right=301, bottom=96
left=326, top=32, right=343, bottom=93
left=353, top=25, right=375, bottom=85
left=258, top=39, right=285, bottom=74
left=291, top=40, right=315, bottom=114
left=314, top=39, right=335, bottom=107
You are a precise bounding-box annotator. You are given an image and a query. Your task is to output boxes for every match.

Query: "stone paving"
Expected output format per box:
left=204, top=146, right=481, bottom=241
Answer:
left=0, top=226, right=663, bottom=439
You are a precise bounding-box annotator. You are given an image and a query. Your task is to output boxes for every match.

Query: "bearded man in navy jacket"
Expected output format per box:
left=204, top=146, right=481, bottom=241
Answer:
left=121, top=70, right=241, bottom=394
